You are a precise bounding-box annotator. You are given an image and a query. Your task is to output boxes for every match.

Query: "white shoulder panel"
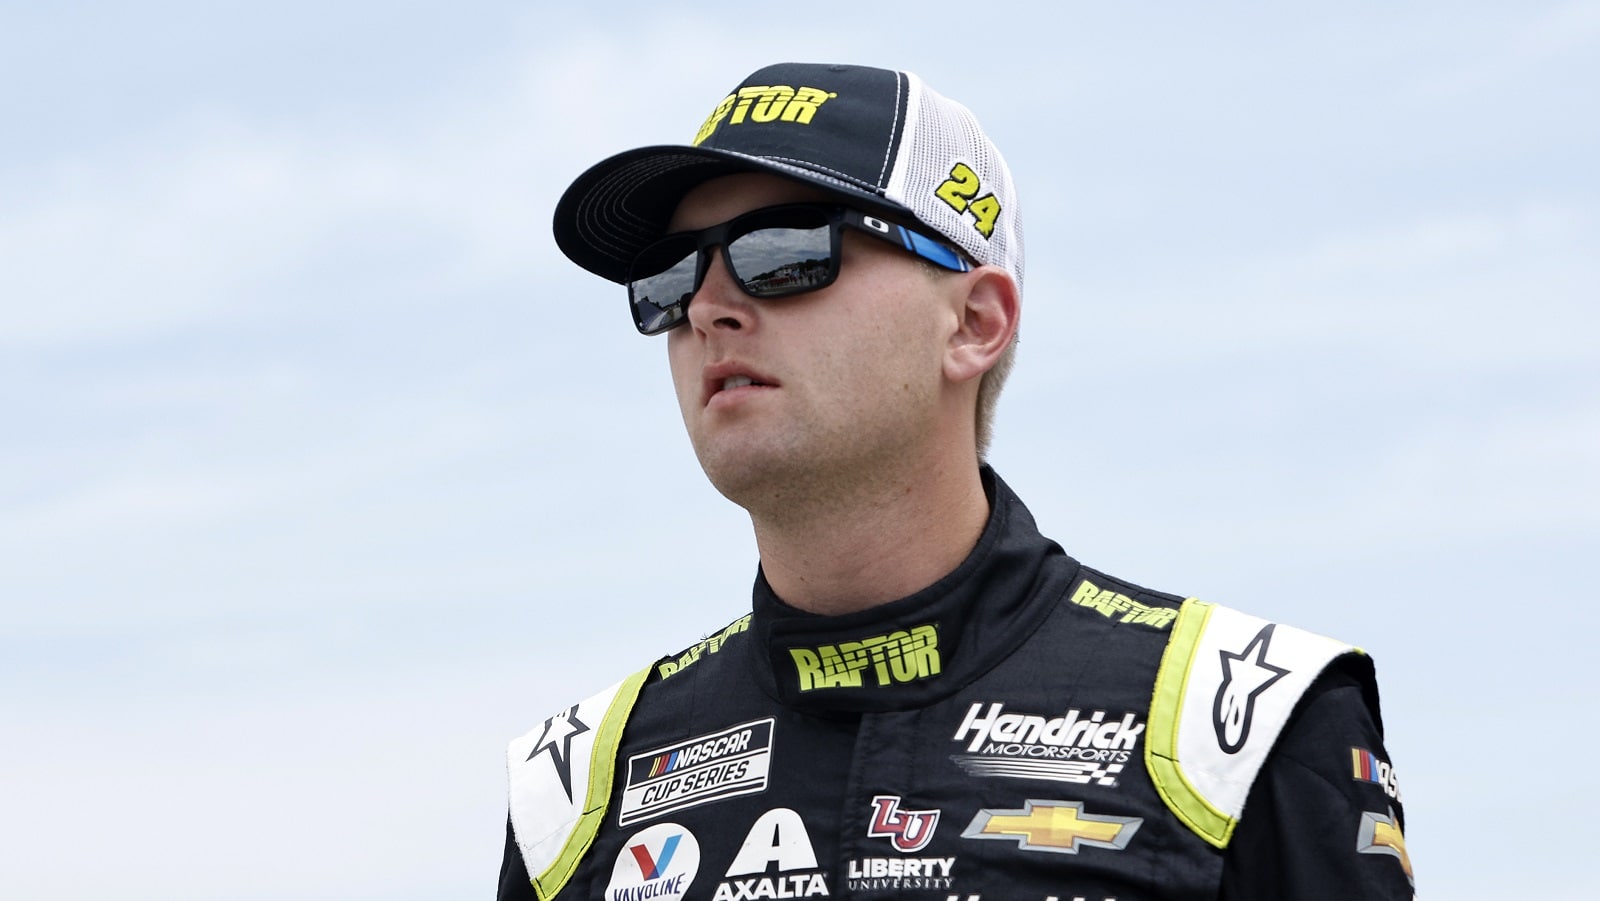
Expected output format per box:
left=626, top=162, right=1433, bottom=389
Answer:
left=1147, top=600, right=1359, bottom=847
left=507, top=668, right=648, bottom=898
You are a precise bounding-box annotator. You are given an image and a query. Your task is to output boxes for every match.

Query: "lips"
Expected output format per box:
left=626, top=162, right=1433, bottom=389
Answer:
left=703, top=362, right=777, bottom=406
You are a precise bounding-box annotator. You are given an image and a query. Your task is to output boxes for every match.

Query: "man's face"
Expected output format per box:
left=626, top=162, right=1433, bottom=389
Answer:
left=664, top=174, right=962, bottom=510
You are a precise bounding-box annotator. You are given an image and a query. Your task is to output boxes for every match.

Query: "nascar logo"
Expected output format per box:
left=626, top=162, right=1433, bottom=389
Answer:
left=1351, top=747, right=1402, bottom=801
left=619, top=719, right=774, bottom=826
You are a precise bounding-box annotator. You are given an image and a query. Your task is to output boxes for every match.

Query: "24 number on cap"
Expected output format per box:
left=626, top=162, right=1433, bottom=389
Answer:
left=934, top=163, right=1001, bottom=239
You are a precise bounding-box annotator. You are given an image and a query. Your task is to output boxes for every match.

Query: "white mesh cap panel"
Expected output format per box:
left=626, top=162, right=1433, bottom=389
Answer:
left=885, top=72, right=1024, bottom=298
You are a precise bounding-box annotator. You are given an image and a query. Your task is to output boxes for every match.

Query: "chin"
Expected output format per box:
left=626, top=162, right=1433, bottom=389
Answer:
left=697, top=453, right=779, bottom=507
left=694, top=439, right=809, bottom=509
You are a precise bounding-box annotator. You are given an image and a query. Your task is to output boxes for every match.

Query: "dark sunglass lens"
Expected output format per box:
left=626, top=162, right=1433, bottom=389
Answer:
left=628, top=243, right=699, bottom=334
left=726, top=224, right=835, bottom=298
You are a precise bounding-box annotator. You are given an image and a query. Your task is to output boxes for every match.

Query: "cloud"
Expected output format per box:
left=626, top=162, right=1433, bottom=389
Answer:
left=1406, top=0, right=1600, bottom=100
left=1514, top=0, right=1600, bottom=62
left=1040, top=201, right=1597, bottom=376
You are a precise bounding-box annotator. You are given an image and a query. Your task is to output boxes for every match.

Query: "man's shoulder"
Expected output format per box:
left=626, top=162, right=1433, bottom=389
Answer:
left=1048, top=559, right=1385, bottom=848
left=1142, top=595, right=1375, bottom=848
left=515, top=610, right=755, bottom=744
left=502, top=611, right=760, bottom=895
left=1059, top=564, right=1189, bottom=632
left=1061, top=564, right=1375, bottom=661
left=648, top=612, right=754, bottom=682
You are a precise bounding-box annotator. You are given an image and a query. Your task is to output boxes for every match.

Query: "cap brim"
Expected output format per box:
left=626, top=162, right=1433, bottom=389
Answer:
left=553, top=144, right=913, bottom=284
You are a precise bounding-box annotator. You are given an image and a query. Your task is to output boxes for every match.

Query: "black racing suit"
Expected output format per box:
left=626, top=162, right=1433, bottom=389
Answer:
left=499, top=469, right=1412, bottom=900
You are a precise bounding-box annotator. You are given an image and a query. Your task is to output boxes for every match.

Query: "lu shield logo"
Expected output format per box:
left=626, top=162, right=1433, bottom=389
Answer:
left=867, top=795, right=940, bottom=852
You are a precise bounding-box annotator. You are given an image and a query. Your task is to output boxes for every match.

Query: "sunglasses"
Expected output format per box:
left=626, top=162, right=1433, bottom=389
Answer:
left=626, top=204, right=972, bottom=335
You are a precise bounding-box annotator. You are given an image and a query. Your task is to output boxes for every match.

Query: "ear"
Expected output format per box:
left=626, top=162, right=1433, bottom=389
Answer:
left=943, top=266, right=1020, bottom=385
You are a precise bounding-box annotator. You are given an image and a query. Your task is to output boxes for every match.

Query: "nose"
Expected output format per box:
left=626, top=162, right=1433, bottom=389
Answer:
left=684, top=247, right=756, bottom=334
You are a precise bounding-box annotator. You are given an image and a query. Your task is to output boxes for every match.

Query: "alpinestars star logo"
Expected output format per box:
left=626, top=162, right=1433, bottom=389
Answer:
left=1212, top=623, right=1289, bottom=754
left=528, top=703, right=590, bottom=801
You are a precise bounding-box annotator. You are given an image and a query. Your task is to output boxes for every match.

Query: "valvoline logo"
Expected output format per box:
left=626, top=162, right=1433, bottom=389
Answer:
left=606, top=823, right=700, bottom=901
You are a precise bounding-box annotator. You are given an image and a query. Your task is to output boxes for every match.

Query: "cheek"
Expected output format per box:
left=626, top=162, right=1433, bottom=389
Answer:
left=855, top=282, right=950, bottom=377
left=666, top=335, right=698, bottom=412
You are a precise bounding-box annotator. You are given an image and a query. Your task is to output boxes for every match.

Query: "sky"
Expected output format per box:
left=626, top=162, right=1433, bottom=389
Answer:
left=2, top=2, right=1596, bottom=897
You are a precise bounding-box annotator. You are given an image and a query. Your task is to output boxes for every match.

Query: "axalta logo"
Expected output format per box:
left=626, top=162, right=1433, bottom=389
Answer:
left=658, top=615, right=750, bottom=680
left=787, top=624, right=940, bottom=692
left=693, top=85, right=838, bottom=146
left=713, top=808, right=831, bottom=901
left=1351, top=748, right=1403, bottom=801
left=619, top=719, right=774, bottom=826
left=949, top=702, right=1144, bottom=786
left=1068, top=580, right=1178, bottom=630
left=962, top=800, right=1141, bottom=855
left=1212, top=623, right=1289, bottom=754
left=605, top=823, right=701, bottom=901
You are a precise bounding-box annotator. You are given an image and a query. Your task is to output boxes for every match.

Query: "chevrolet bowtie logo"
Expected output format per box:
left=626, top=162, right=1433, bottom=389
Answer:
left=1357, top=808, right=1414, bottom=885
left=961, top=799, right=1142, bottom=854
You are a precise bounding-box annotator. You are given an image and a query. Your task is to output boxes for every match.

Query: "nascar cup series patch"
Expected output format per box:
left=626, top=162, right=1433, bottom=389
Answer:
left=619, top=719, right=775, bottom=826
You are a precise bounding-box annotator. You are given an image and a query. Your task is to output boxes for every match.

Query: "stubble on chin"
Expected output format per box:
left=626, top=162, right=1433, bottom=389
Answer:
left=690, top=427, right=806, bottom=513
left=692, top=418, right=921, bottom=530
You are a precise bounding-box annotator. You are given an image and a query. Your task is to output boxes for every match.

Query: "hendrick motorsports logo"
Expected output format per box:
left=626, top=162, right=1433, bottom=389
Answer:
left=620, top=719, right=774, bottom=826
left=949, top=702, right=1145, bottom=786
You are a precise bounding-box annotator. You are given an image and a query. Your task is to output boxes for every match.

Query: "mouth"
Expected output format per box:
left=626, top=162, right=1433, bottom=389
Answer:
left=704, top=365, right=778, bottom=405
left=721, top=374, right=762, bottom=391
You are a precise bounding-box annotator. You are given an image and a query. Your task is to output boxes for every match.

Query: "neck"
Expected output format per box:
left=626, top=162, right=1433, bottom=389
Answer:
left=747, top=457, right=991, bottom=616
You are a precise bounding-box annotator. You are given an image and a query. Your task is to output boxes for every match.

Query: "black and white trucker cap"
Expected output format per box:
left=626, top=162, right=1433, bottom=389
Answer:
left=552, top=62, right=1024, bottom=297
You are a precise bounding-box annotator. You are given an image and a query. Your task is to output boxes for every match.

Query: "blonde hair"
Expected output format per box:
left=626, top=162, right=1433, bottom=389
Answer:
left=975, top=333, right=1017, bottom=460
left=912, top=255, right=1018, bottom=460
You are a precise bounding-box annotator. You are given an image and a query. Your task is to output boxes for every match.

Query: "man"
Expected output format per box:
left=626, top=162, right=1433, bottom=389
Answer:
left=501, top=63, right=1412, bottom=900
